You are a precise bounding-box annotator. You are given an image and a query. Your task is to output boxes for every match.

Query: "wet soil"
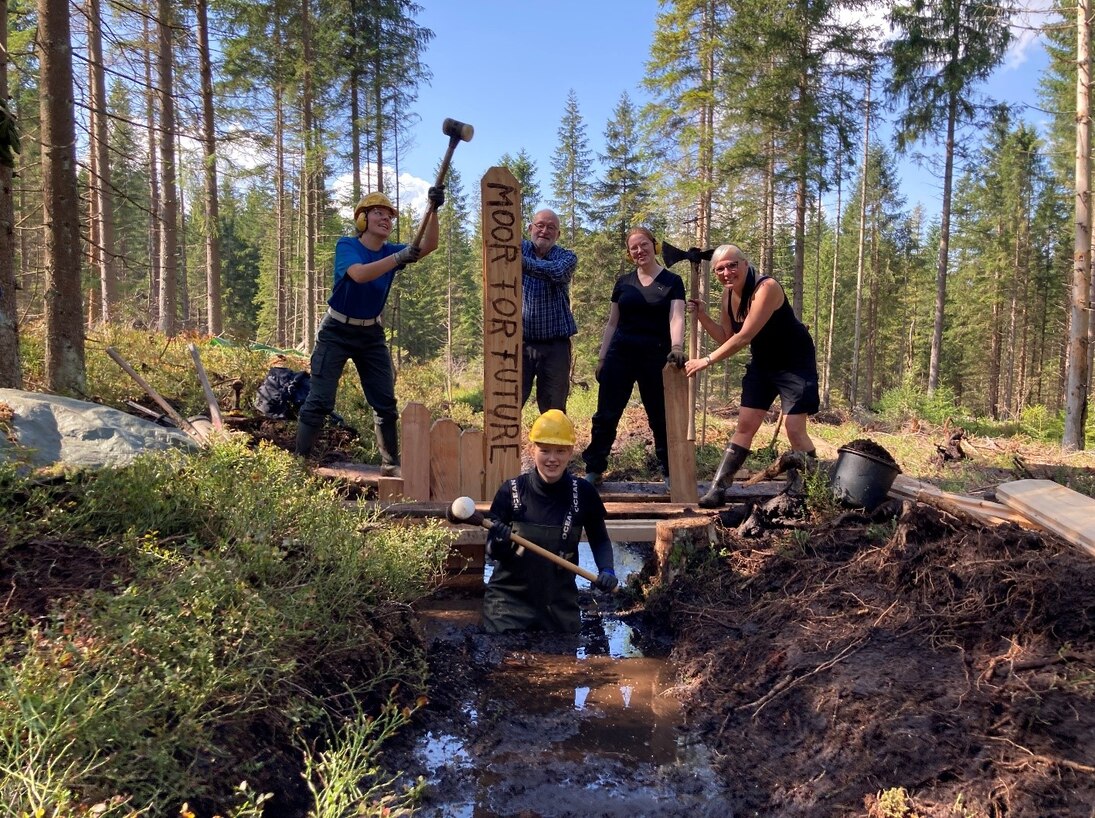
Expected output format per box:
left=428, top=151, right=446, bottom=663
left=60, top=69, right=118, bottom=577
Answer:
left=652, top=503, right=1095, bottom=817
left=388, top=545, right=729, bottom=817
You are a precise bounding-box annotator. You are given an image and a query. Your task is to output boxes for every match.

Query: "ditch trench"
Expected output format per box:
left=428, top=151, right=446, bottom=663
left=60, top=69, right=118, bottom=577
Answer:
left=390, top=541, right=728, bottom=818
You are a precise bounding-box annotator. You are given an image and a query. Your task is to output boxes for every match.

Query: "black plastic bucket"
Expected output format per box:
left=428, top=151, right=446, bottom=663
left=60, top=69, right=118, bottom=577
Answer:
left=831, top=446, right=901, bottom=510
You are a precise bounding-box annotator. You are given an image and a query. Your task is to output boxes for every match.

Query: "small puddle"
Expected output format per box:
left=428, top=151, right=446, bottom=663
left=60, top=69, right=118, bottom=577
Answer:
left=406, top=543, right=725, bottom=817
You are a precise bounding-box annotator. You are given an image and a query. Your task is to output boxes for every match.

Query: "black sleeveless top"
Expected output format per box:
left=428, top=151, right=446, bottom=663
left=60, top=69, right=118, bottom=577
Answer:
left=728, top=276, right=817, bottom=373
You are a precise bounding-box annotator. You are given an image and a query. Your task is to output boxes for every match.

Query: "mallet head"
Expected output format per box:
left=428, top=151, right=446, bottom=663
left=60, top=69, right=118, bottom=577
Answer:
left=447, top=496, right=482, bottom=525
left=442, top=117, right=474, bottom=142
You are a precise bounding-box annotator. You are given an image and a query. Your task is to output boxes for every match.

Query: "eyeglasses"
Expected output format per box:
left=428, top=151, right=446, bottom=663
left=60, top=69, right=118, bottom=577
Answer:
left=713, top=260, right=741, bottom=272
left=531, top=222, right=558, bottom=233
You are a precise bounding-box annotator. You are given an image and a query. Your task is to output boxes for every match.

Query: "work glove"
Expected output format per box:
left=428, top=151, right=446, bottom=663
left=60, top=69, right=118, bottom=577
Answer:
left=393, top=244, right=421, bottom=266
left=592, top=568, right=618, bottom=592
left=666, top=344, right=686, bottom=368
left=428, top=185, right=445, bottom=209
left=486, top=519, right=516, bottom=561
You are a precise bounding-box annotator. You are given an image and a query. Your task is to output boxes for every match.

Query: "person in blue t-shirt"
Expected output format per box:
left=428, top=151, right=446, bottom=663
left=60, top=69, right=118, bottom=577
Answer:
left=582, top=226, right=687, bottom=486
left=295, top=188, right=442, bottom=473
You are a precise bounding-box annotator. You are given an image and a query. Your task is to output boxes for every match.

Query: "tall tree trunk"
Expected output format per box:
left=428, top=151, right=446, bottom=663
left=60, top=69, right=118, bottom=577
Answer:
left=351, top=71, right=361, bottom=199
left=693, top=0, right=715, bottom=444
left=300, top=0, right=316, bottom=348
left=273, top=2, right=287, bottom=346
left=851, top=74, right=871, bottom=408
left=38, top=0, right=85, bottom=394
left=176, top=145, right=189, bottom=327
left=821, top=134, right=844, bottom=410
left=763, top=138, right=775, bottom=276
left=196, top=0, right=222, bottom=335
left=927, top=87, right=958, bottom=393
left=88, top=0, right=116, bottom=322
left=156, top=0, right=178, bottom=335
left=144, top=5, right=160, bottom=323
left=0, top=0, right=21, bottom=387
left=1064, top=0, right=1092, bottom=449
left=373, top=21, right=384, bottom=193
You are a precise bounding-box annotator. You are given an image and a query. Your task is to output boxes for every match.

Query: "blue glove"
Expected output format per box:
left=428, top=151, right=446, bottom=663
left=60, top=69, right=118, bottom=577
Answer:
left=428, top=185, right=445, bottom=209
left=486, top=519, right=516, bottom=561
left=593, top=568, right=617, bottom=592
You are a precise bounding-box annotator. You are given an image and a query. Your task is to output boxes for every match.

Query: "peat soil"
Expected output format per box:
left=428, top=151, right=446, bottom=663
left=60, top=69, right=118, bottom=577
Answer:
left=652, top=502, right=1095, bottom=817
left=384, top=546, right=729, bottom=817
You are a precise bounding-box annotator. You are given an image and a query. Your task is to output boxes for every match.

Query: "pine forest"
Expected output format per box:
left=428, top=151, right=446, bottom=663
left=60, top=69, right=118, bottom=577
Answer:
left=0, top=0, right=1092, bottom=447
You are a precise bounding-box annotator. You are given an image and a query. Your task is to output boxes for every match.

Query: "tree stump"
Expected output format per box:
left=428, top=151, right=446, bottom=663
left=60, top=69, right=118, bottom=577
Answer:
left=654, top=517, right=717, bottom=586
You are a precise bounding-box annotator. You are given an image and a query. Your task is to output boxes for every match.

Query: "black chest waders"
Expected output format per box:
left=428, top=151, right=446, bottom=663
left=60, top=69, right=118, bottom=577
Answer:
left=482, top=477, right=583, bottom=634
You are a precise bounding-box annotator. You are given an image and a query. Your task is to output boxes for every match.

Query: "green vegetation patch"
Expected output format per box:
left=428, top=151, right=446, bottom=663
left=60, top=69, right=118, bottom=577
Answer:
left=0, top=440, right=451, bottom=816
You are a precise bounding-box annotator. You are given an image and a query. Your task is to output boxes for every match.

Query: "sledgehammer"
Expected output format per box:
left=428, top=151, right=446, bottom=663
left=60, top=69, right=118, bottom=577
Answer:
left=446, top=496, right=601, bottom=585
left=411, top=117, right=474, bottom=249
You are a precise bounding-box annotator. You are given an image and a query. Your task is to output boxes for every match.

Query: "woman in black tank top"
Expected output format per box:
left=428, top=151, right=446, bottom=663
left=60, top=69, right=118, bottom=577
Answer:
left=683, top=244, right=820, bottom=508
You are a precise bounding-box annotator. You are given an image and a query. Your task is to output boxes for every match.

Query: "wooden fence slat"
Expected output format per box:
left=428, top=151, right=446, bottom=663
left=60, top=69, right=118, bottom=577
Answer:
left=459, top=428, right=486, bottom=500
left=401, top=403, right=432, bottom=501
left=430, top=418, right=461, bottom=501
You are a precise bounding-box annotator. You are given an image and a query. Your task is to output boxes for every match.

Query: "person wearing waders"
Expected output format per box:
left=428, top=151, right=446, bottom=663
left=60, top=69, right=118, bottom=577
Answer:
left=294, top=189, right=443, bottom=472
left=482, top=410, right=619, bottom=633
left=684, top=244, right=819, bottom=507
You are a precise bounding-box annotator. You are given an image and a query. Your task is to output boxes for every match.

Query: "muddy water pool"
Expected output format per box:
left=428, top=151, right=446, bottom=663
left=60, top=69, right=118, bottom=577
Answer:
left=399, top=542, right=728, bottom=817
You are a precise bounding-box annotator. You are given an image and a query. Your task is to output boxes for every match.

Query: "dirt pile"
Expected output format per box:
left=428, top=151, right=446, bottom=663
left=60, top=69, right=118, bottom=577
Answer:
left=655, top=504, right=1095, bottom=817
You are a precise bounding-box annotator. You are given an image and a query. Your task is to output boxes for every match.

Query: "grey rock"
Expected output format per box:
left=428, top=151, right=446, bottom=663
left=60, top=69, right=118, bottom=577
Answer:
left=0, top=388, right=196, bottom=469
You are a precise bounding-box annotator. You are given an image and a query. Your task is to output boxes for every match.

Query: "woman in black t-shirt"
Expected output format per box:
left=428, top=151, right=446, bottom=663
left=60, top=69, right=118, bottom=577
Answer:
left=582, top=227, right=686, bottom=485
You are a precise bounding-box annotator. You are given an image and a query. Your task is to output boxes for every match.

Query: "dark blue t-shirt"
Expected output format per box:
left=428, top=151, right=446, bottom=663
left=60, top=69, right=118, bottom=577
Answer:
left=327, top=236, right=408, bottom=319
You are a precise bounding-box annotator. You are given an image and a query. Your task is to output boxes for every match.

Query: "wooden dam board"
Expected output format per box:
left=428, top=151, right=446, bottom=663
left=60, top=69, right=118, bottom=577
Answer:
left=996, top=479, right=1095, bottom=559
left=663, top=364, right=698, bottom=504
left=429, top=418, right=461, bottom=501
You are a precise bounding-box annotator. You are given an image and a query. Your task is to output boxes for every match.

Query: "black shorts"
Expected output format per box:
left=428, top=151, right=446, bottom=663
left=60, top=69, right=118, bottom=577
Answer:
left=741, top=364, right=819, bottom=415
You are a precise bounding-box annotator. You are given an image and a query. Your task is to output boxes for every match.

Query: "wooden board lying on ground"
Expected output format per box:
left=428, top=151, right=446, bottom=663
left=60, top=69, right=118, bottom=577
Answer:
left=889, top=474, right=1034, bottom=528
left=996, top=479, right=1095, bottom=559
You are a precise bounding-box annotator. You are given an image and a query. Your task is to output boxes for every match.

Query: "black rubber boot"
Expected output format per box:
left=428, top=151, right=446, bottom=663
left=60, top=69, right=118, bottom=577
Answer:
left=376, top=418, right=401, bottom=477
left=295, top=422, right=322, bottom=457
left=699, top=443, right=751, bottom=508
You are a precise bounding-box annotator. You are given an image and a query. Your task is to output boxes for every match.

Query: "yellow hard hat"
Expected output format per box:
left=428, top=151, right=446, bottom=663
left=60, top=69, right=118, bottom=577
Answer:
left=529, top=409, right=576, bottom=447
left=354, top=191, right=396, bottom=231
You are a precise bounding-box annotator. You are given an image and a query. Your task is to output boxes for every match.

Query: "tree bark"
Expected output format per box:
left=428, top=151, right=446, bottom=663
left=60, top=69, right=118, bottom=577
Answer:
left=851, top=74, right=870, bottom=408
left=300, top=0, right=316, bottom=348
left=144, top=4, right=160, bottom=324
left=88, top=0, right=117, bottom=323
left=156, top=0, right=179, bottom=335
left=0, top=0, right=21, bottom=387
left=38, top=0, right=86, bottom=394
left=1064, top=0, right=1092, bottom=450
left=196, top=0, right=222, bottom=335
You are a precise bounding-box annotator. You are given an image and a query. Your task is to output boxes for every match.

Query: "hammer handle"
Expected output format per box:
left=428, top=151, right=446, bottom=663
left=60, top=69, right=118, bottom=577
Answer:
left=476, top=519, right=600, bottom=584
left=411, top=135, right=460, bottom=248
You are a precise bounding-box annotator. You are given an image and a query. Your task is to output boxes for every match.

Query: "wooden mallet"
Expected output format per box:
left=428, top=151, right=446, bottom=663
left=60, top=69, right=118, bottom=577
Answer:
left=446, top=496, right=604, bottom=586
left=411, top=117, right=474, bottom=249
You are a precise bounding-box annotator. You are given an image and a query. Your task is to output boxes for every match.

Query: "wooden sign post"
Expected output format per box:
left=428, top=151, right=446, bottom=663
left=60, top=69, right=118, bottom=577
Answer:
left=481, top=167, right=523, bottom=494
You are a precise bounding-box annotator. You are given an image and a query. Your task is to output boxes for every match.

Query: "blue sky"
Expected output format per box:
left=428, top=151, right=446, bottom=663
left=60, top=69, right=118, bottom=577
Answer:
left=389, top=1, right=1059, bottom=227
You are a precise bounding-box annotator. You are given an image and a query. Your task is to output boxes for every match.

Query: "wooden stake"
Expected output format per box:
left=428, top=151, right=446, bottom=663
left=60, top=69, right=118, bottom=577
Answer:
left=187, top=343, right=223, bottom=431
left=106, top=346, right=207, bottom=445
